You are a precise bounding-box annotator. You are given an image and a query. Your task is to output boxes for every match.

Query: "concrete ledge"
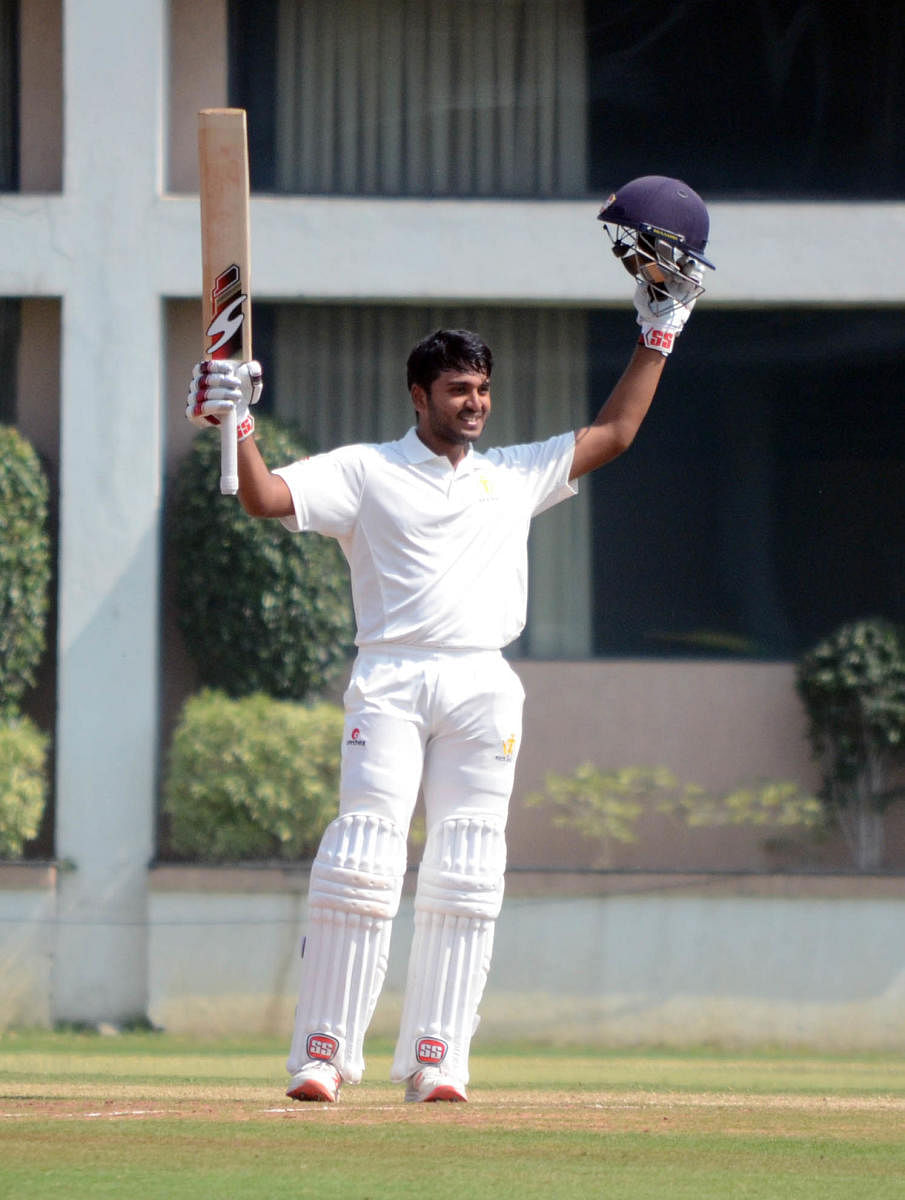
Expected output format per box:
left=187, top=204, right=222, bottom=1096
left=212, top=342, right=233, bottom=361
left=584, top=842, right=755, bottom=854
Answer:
left=0, top=863, right=58, bottom=891
left=3, top=865, right=904, bottom=1047
left=147, top=862, right=905, bottom=899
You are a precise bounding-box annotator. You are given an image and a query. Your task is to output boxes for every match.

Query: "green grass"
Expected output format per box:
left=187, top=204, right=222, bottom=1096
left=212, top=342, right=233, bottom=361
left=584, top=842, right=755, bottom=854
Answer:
left=2, top=1032, right=904, bottom=1199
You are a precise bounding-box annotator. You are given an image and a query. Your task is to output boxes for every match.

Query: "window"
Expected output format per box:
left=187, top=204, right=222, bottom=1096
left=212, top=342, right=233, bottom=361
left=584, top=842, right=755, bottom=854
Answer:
left=589, top=308, right=905, bottom=657
left=234, top=0, right=905, bottom=199
left=586, top=1, right=905, bottom=198
left=0, top=300, right=19, bottom=423
left=227, top=0, right=905, bottom=663
left=0, top=0, right=17, bottom=191
left=235, top=0, right=587, bottom=195
left=0, top=0, right=22, bottom=419
left=263, top=303, right=905, bottom=661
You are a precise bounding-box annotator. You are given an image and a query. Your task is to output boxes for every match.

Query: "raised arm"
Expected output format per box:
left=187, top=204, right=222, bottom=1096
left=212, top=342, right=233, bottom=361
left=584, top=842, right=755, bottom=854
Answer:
left=570, top=344, right=666, bottom=480
left=569, top=264, right=700, bottom=481
left=568, top=267, right=701, bottom=481
left=572, top=175, right=715, bottom=480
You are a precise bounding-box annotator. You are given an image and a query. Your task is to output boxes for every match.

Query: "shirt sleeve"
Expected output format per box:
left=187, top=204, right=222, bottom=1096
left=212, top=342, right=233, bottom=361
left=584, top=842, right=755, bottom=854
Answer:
left=273, top=444, right=365, bottom=537
left=488, top=431, right=578, bottom=517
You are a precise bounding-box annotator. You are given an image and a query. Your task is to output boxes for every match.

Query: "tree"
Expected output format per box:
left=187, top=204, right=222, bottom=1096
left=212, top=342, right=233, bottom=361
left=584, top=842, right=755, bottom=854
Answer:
left=0, top=718, right=49, bottom=857
left=0, top=426, right=51, bottom=717
left=169, top=417, right=355, bottom=701
left=796, top=617, right=905, bottom=871
left=0, top=427, right=51, bottom=859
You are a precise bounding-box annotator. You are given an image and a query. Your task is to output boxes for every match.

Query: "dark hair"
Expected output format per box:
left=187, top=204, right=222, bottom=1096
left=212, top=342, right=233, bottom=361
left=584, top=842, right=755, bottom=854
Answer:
left=406, top=329, right=493, bottom=392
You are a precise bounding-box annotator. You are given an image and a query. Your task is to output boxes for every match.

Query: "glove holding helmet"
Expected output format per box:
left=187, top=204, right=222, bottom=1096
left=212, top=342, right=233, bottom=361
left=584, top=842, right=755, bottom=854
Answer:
left=597, top=176, right=714, bottom=357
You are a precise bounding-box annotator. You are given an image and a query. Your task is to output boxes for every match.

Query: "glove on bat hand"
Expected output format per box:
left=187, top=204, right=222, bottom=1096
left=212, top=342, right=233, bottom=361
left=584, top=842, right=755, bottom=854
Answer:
left=633, top=260, right=703, bottom=356
left=186, top=360, right=263, bottom=441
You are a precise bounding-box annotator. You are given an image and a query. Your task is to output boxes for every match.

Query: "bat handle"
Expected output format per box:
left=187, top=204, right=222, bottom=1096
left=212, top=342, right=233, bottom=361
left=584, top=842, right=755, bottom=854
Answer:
left=219, top=406, right=239, bottom=495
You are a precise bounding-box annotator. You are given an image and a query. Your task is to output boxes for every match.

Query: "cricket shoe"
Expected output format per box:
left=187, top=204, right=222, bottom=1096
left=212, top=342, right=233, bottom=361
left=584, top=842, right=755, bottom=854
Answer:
left=404, top=1067, right=468, bottom=1103
left=286, top=1061, right=342, bottom=1103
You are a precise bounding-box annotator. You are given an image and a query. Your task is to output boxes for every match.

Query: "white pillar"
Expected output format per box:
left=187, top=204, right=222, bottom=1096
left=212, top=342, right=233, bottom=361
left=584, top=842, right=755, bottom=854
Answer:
left=51, top=0, right=166, bottom=1024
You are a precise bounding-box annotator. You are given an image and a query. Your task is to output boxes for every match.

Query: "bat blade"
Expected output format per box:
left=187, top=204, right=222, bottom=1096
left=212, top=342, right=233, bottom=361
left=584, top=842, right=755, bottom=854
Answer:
left=198, top=107, right=252, bottom=496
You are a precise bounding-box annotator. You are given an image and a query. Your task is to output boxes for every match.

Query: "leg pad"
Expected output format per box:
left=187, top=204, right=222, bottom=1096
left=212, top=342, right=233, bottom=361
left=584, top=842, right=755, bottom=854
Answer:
left=288, top=813, right=407, bottom=1084
left=391, top=817, right=506, bottom=1084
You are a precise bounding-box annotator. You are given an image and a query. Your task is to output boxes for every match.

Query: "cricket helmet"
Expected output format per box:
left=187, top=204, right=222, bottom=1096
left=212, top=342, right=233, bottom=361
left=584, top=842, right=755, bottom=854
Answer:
left=597, top=175, right=714, bottom=302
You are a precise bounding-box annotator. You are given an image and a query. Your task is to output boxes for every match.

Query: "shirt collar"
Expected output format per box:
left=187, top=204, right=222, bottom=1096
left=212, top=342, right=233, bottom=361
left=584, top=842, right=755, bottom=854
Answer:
left=399, top=426, right=480, bottom=472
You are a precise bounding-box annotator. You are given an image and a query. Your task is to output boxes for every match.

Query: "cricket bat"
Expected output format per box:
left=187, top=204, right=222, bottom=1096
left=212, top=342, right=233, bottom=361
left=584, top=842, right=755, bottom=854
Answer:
left=198, top=107, right=252, bottom=495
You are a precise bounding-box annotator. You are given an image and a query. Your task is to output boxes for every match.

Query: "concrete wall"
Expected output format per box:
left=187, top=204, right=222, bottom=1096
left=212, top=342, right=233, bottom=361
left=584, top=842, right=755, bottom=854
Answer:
left=3, top=866, right=904, bottom=1051
left=145, top=873, right=905, bottom=1050
left=508, top=659, right=827, bottom=871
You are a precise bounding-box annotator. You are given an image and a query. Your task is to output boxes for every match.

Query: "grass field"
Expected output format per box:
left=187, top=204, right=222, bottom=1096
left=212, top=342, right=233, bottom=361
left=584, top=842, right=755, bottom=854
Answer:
left=2, top=1032, right=904, bottom=1199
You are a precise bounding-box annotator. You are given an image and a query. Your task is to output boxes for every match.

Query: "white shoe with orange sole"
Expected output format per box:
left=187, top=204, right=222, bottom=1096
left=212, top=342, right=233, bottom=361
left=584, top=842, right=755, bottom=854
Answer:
left=404, top=1067, right=468, bottom=1103
left=286, top=1061, right=342, bottom=1103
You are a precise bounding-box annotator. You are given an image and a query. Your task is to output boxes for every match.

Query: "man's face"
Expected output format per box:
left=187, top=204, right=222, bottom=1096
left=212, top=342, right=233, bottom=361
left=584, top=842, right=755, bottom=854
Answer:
left=413, top=368, right=491, bottom=451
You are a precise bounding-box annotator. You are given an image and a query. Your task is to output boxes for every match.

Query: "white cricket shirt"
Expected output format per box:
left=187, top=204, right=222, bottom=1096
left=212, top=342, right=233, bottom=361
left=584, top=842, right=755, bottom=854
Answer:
left=274, top=427, right=577, bottom=650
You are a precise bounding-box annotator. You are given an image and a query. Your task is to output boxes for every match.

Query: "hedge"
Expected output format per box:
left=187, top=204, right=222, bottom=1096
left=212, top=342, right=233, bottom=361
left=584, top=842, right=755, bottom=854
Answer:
left=0, top=426, right=51, bottom=717
left=0, top=717, right=49, bottom=857
left=163, top=688, right=343, bottom=861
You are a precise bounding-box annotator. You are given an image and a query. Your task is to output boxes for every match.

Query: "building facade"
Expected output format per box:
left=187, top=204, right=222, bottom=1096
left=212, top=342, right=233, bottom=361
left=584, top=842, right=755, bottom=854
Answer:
left=2, top=0, right=903, bottom=1024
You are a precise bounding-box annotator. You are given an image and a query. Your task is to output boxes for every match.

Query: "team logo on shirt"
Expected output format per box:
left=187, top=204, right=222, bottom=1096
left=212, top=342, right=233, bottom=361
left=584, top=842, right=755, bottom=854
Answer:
left=496, top=735, right=517, bottom=762
left=478, top=475, right=498, bottom=501
left=346, top=727, right=366, bottom=747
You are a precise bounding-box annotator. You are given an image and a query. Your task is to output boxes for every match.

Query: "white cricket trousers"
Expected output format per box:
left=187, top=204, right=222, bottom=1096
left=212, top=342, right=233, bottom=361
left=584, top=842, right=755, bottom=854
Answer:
left=287, top=645, right=525, bottom=1085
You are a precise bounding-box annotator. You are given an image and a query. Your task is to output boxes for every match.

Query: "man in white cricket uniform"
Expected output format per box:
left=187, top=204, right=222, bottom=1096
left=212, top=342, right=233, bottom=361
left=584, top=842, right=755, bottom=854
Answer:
left=187, top=180, right=710, bottom=1103
left=272, top=380, right=576, bottom=1099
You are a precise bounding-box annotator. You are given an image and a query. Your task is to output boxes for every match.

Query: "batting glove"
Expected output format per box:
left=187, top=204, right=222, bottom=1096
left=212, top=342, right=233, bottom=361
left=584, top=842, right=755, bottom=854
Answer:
left=634, top=260, right=703, bottom=356
left=186, top=359, right=262, bottom=441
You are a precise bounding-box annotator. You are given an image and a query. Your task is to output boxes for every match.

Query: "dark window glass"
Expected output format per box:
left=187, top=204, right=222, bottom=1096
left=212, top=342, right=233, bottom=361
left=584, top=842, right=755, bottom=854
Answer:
left=229, top=0, right=278, bottom=191
left=0, top=0, right=18, bottom=191
left=589, top=308, right=905, bottom=658
left=234, top=0, right=905, bottom=199
left=0, top=299, right=19, bottom=422
left=586, top=0, right=905, bottom=199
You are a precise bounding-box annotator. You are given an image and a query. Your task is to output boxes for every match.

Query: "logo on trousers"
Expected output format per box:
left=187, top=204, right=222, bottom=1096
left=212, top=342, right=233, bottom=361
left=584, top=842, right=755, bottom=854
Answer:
left=416, top=1037, right=448, bottom=1065
left=307, top=1033, right=339, bottom=1061
left=346, top=726, right=366, bottom=746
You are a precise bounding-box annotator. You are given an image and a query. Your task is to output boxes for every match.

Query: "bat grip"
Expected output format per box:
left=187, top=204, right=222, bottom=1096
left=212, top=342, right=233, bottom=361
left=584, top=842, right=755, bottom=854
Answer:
left=219, top=406, right=239, bottom=495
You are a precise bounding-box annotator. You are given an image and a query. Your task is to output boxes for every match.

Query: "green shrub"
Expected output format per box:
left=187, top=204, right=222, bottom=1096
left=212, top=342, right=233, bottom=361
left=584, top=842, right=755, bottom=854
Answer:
left=163, top=689, right=343, bottom=861
left=796, top=617, right=905, bottom=869
left=0, top=426, right=51, bottom=718
left=0, top=717, right=49, bottom=857
left=526, top=763, right=822, bottom=868
left=169, top=416, right=355, bottom=701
